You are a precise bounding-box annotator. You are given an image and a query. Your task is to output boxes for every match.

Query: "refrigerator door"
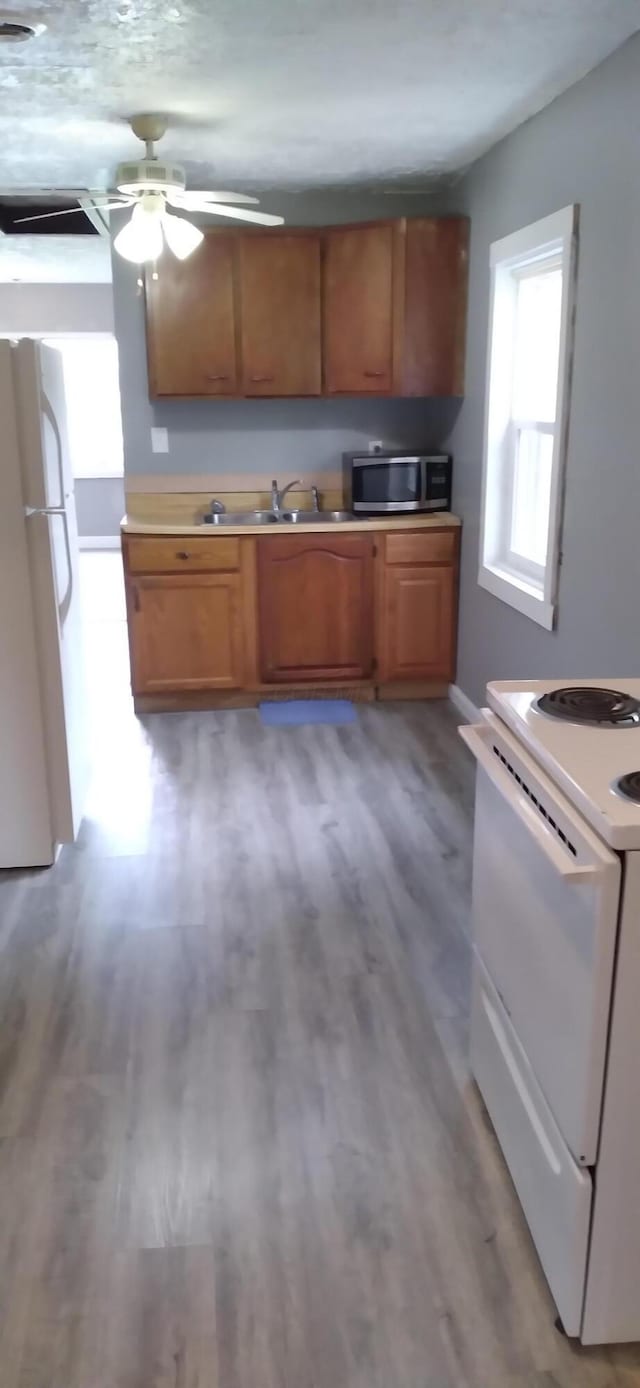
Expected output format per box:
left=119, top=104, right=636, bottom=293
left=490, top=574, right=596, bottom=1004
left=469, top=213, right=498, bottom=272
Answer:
left=13, top=338, right=89, bottom=844
left=0, top=343, right=53, bottom=867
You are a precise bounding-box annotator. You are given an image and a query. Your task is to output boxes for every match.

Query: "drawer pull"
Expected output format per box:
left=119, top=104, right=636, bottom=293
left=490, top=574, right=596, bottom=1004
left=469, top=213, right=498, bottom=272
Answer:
left=205, top=373, right=229, bottom=381
left=249, top=374, right=275, bottom=383
left=364, top=370, right=385, bottom=378
left=176, top=550, right=191, bottom=560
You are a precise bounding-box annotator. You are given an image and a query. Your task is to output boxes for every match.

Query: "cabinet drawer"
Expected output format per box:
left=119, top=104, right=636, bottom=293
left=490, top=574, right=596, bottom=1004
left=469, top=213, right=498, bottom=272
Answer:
left=126, top=536, right=240, bottom=574
left=385, top=529, right=456, bottom=566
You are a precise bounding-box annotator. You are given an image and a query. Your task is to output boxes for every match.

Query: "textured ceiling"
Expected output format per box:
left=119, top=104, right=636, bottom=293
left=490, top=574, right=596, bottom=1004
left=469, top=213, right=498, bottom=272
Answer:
left=0, top=0, right=638, bottom=194
left=0, top=234, right=111, bottom=281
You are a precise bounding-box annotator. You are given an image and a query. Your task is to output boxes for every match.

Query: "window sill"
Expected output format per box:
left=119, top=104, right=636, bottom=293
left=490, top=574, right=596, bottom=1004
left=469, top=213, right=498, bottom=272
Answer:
left=478, top=562, right=555, bottom=630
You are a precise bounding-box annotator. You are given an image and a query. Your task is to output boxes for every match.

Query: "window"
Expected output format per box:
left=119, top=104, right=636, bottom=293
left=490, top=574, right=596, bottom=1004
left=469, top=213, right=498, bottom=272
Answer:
left=478, top=206, right=578, bottom=629
left=43, top=335, right=124, bottom=479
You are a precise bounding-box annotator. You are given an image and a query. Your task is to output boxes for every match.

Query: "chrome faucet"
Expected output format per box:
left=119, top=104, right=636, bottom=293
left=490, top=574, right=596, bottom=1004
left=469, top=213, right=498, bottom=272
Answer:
left=311, top=485, right=320, bottom=513
left=271, top=478, right=302, bottom=517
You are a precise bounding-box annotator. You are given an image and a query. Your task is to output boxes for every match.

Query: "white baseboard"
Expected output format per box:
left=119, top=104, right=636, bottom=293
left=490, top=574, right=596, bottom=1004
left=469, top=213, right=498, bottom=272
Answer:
left=79, top=536, right=121, bottom=550
left=448, top=683, right=481, bottom=723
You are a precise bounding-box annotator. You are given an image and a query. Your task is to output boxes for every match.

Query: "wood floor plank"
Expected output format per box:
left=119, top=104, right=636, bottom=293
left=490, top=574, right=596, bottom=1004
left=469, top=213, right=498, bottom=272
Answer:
left=2, top=580, right=640, bottom=1388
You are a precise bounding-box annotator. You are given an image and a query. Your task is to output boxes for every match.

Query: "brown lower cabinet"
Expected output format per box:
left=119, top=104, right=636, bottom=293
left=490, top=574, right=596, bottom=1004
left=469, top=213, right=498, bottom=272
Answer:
left=258, top=533, right=374, bottom=682
left=127, top=572, right=245, bottom=693
left=122, top=526, right=459, bottom=707
left=378, top=565, right=455, bottom=681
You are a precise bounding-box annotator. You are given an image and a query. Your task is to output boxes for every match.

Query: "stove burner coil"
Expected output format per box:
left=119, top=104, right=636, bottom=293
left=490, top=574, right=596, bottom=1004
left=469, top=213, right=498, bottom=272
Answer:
left=614, top=771, right=640, bottom=803
left=536, top=687, right=640, bottom=727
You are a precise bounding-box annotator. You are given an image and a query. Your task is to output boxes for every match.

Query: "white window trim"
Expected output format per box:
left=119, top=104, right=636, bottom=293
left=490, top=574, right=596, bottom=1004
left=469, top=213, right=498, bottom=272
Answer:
left=478, top=205, right=578, bottom=630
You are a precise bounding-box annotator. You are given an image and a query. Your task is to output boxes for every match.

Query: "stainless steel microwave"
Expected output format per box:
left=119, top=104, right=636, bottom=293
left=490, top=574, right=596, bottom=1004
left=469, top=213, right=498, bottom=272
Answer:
left=343, top=451, right=452, bottom=515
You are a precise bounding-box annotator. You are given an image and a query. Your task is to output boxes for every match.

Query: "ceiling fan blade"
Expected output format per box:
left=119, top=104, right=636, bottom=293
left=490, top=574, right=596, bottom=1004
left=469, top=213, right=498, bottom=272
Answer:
left=176, top=201, right=284, bottom=226
left=182, top=191, right=260, bottom=205
left=14, top=200, right=133, bottom=225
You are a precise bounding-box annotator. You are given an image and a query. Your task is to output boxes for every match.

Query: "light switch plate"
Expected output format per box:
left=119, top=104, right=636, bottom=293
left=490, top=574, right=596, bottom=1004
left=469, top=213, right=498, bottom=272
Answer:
left=151, top=426, right=169, bottom=454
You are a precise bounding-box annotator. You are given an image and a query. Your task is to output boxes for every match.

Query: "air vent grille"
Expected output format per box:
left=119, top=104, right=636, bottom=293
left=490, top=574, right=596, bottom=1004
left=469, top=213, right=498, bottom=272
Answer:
left=492, top=743, right=578, bottom=857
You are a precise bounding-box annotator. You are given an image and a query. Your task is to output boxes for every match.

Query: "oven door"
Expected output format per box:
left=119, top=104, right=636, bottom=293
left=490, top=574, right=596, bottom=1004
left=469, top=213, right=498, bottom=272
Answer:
left=460, top=713, right=620, bottom=1166
left=351, top=455, right=424, bottom=512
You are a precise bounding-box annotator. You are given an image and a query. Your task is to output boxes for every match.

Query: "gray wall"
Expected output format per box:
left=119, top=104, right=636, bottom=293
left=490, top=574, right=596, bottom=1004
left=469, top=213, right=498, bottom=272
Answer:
left=0, top=283, right=114, bottom=335
left=447, top=33, right=640, bottom=709
left=75, top=477, right=125, bottom=539
left=111, top=190, right=461, bottom=481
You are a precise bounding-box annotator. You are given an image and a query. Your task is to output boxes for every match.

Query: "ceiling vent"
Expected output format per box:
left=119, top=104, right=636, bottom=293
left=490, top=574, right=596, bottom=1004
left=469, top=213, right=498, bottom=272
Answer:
left=0, top=18, right=46, bottom=41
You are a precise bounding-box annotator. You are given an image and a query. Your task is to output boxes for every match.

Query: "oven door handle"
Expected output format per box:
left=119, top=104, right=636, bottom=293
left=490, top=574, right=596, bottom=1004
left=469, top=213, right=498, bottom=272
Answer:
left=460, top=723, right=603, bottom=885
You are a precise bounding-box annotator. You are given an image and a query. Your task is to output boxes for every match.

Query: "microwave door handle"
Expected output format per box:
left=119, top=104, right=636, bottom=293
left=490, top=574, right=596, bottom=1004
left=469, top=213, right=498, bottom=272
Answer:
left=459, top=724, right=602, bottom=885
left=421, top=459, right=428, bottom=504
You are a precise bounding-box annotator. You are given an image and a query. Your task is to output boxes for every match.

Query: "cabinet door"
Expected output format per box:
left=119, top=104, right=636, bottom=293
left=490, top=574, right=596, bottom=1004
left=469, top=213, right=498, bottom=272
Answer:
left=379, top=564, right=455, bottom=681
left=401, top=218, right=469, bottom=396
left=258, top=535, right=374, bottom=682
left=145, top=235, right=239, bottom=397
left=323, top=223, right=395, bottom=394
left=238, top=234, right=321, bottom=396
left=128, top=573, right=244, bottom=693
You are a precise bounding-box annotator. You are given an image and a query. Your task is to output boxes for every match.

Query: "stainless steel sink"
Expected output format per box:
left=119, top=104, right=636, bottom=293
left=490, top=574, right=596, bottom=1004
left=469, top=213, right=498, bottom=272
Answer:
left=201, top=508, right=355, bottom=527
left=202, top=510, right=278, bottom=526
left=280, top=509, right=355, bottom=524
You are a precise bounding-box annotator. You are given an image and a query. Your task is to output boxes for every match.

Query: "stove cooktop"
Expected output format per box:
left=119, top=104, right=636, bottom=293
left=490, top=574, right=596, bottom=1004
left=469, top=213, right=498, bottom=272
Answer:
left=614, top=771, right=640, bottom=804
left=536, top=686, right=640, bottom=727
left=485, top=679, right=640, bottom=849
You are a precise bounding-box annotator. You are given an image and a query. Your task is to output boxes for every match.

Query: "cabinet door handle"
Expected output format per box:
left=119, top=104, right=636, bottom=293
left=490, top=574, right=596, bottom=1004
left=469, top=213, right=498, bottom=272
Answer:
left=205, top=373, right=229, bottom=381
left=249, top=374, right=275, bottom=383
left=364, top=370, right=385, bottom=378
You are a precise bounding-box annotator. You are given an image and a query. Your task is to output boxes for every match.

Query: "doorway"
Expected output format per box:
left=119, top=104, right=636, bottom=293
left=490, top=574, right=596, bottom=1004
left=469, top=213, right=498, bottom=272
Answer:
left=42, top=332, right=129, bottom=718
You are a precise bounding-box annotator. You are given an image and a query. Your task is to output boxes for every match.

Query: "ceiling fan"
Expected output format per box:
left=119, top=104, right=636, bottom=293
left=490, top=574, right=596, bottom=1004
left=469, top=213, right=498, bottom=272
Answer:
left=15, top=114, right=285, bottom=263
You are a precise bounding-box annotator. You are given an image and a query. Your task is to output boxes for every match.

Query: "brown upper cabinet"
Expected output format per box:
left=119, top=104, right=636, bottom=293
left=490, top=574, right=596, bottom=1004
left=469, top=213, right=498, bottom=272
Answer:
left=323, top=222, right=396, bottom=394
left=145, top=234, right=239, bottom=397
left=323, top=218, right=469, bottom=397
left=145, top=217, right=468, bottom=400
left=238, top=233, right=322, bottom=396
left=401, top=218, right=469, bottom=397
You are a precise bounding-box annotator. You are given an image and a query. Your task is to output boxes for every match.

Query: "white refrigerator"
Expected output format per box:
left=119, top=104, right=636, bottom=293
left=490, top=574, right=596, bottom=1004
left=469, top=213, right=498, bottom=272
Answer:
left=0, top=338, right=89, bottom=868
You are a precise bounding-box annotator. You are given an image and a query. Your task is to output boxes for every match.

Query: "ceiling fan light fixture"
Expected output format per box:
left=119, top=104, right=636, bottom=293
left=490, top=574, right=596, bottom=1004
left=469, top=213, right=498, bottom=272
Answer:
left=113, top=195, right=164, bottom=264
left=161, top=210, right=203, bottom=260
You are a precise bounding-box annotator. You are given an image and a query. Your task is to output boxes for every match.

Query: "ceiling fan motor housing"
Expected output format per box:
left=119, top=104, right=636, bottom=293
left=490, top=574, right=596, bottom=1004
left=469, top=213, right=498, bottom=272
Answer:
left=115, top=159, right=186, bottom=196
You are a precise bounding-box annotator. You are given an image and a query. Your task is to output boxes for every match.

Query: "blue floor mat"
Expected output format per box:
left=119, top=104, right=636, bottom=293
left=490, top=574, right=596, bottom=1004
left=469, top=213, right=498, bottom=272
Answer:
left=259, top=699, right=357, bottom=726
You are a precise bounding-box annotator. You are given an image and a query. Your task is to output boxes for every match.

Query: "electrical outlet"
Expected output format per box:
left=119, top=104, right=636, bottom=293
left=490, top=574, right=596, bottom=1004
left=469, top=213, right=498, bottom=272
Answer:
left=151, top=426, right=169, bottom=454
left=368, top=440, right=384, bottom=455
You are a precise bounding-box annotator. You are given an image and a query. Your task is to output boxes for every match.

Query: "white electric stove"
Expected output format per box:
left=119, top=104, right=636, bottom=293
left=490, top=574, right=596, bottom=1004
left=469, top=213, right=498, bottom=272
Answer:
left=460, top=680, right=640, bottom=1345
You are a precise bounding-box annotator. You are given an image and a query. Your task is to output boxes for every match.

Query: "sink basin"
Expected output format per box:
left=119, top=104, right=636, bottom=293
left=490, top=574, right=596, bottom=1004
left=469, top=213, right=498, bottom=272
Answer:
left=202, top=510, right=278, bottom=526
left=280, top=509, right=355, bottom=524
left=201, top=508, right=355, bottom=527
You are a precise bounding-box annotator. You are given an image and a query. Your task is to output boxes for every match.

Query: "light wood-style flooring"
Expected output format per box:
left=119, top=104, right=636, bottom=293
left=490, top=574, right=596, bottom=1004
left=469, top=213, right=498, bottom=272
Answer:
left=1, top=551, right=640, bottom=1386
